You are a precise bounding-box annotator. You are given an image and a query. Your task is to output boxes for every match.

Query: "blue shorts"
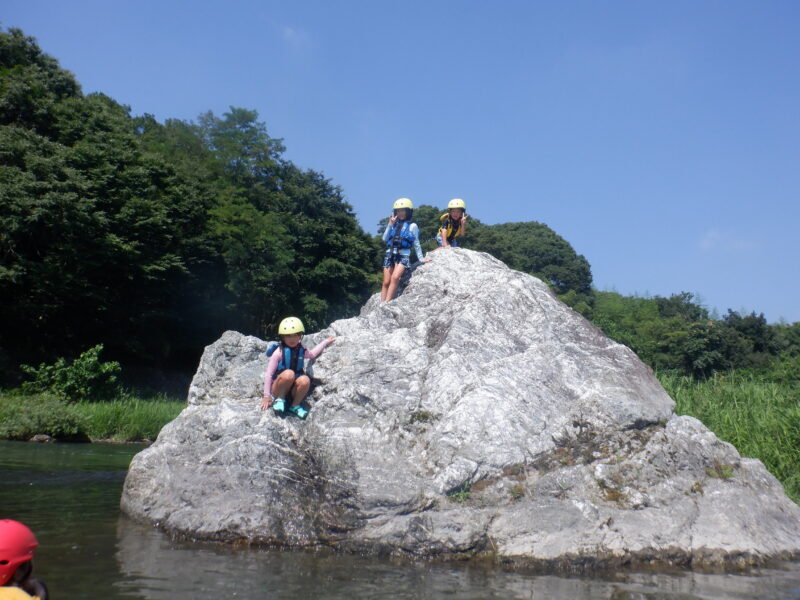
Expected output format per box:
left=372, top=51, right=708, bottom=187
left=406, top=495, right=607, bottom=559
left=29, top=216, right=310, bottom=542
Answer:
left=383, top=251, right=411, bottom=268
left=436, top=233, right=459, bottom=247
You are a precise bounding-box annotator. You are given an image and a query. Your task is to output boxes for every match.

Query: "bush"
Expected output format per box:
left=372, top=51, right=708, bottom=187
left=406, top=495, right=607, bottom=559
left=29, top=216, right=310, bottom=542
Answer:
left=20, top=345, right=121, bottom=402
left=0, top=393, right=88, bottom=441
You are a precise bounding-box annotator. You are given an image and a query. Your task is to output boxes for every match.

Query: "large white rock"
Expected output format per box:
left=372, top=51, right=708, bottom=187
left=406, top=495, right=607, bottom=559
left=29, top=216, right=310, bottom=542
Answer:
left=121, top=249, right=800, bottom=568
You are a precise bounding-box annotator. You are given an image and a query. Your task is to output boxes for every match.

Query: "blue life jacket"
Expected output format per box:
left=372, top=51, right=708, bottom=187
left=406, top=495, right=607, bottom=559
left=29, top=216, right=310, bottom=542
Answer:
left=266, top=342, right=305, bottom=376
left=386, top=221, right=415, bottom=250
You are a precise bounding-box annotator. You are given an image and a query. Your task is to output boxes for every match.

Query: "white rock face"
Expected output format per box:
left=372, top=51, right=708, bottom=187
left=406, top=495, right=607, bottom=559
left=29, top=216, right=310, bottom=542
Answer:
left=121, top=249, right=800, bottom=568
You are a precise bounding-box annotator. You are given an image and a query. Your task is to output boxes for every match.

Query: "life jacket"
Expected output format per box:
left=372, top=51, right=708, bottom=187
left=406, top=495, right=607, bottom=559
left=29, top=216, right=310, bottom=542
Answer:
left=0, top=587, right=39, bottom=600
left=266, top=342, right=305, bottom=376
left=386, top=221, right=415, bottom=250
left=439, top=213, right=463, bottom=241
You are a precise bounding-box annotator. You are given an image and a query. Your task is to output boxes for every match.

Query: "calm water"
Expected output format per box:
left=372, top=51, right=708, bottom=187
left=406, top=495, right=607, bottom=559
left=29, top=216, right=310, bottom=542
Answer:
left=2, top=440, right=800, bottom=600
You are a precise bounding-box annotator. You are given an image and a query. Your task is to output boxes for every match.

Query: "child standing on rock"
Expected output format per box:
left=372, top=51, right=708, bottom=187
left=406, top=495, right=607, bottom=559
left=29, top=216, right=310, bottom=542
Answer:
left=0, top=520, right=49, bottom=600
left=260, top=317, right=334, bottom=419
left=381, top=198, right=429, bottom=302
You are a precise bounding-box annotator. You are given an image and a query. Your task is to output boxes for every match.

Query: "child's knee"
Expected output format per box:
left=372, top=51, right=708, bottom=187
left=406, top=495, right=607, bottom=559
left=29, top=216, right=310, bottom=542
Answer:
left=276, top=370, right=296, bottom=383
left=296, top=375, right=311, bottom=389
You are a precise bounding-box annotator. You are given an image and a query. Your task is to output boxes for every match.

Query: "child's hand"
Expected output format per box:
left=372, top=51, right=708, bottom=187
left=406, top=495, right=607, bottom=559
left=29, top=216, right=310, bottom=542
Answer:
left=389, top=214, right=397, bottom=224
left=462, top=214, right=468, bottom=223
left=326, top=336, right=336, bottom=344
left=422, top=258, right=432, bottom=263
left=260, top=397, right=270, bottom=411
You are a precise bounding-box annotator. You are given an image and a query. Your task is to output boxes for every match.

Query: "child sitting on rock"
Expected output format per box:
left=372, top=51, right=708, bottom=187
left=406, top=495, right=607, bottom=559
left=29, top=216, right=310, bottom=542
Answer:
left=381, top=197, right=430, bottom=301
left=437, top=198, right=468, bottom=248
left=0, top=520, right=49, bottom=600
left=260, top=317, right=334, bottom=419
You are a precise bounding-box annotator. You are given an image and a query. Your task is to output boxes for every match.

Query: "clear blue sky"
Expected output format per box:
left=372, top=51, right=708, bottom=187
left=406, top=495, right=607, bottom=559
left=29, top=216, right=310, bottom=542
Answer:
left=4, top=0, right=799, bottom=322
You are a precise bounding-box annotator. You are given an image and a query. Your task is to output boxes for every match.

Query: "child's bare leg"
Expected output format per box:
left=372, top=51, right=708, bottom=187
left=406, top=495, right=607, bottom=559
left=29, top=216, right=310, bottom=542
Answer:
left=380, top=266, right=393, bottom=301
left=290, top=375, right=311, bottom=407
left=271, top=370, right=296, bottom=399
left=386, top=263, right=406, bottom=301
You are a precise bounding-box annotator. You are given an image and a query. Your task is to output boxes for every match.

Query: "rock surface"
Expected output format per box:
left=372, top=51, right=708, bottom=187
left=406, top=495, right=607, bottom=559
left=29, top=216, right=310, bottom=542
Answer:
left=121, top=249, right=800, bottom=568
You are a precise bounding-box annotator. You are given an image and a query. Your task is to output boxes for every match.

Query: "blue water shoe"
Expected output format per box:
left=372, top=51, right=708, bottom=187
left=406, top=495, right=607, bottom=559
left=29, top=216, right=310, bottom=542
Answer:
left=272, top=398, right=286, bottom=414
left=289, top=404, right=308, bottom=419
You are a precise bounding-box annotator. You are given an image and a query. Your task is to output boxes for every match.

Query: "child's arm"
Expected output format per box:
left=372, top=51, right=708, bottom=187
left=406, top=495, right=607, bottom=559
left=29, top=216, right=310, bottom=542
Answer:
left=304, top=336, right=335, bottom=360
left=459, top=214, right=467, bottom=236
left=262, top=351, right=281, bottom=398
left=440, top=221, right=450, bottom=247
left=410, top=223, right=425, bottom=262
left=381, top=218, right=395, bottom=242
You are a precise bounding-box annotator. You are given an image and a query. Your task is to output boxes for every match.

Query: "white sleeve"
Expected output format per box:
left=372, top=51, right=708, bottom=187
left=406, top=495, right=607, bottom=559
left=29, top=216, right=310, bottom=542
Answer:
left=410, top=223, right=425, bottom=262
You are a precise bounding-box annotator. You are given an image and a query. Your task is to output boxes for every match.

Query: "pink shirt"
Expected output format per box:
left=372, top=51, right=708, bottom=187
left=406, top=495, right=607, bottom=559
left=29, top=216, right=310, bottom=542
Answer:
left=263, top=339, right=332, bottom=397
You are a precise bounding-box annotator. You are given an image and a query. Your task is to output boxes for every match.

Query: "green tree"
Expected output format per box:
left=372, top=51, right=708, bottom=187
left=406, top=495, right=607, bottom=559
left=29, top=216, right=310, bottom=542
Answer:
left=0, top=61, right=205, bottom=368
left=722, top=311, right=776, bottom=355
left=193, top=108, right=376, bottom=332
left=0, top=28, right=376, bottom=383
left=0, top=28, right=80, bottom=135
left=465, top=221, right=593, bottom=304
left=655, top=292, right=708, bottom=322
left=678, top=321, right=753, bottom=377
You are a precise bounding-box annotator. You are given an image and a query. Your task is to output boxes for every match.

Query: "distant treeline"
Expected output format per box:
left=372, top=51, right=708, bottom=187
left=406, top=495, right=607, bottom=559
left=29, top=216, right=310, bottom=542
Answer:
left=1, top=27, right=797, bottom=387
left=591, top=292, right=799, bottom=379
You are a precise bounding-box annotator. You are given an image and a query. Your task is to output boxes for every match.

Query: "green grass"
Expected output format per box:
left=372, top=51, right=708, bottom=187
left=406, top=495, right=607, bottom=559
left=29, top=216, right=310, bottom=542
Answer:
left=447, top=483, right=471, bottom=503
left=0, top=390, right=184, bottom=442
left=659, top=371, right=800, bottom=502
left=74, top=396, right=185, bottom=441
left=0, top=392, right=86, bottom=441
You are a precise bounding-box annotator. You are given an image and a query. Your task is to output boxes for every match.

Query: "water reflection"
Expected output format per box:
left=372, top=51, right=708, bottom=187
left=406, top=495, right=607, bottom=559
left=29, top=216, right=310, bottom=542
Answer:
left=115, top=518, right=800, bottom=600
left=1, top=440, right=141, bottom=599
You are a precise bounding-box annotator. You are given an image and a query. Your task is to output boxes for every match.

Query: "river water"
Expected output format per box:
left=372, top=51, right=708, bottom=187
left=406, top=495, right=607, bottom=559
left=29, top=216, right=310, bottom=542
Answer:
left=2, top=440, right=800, bottom=600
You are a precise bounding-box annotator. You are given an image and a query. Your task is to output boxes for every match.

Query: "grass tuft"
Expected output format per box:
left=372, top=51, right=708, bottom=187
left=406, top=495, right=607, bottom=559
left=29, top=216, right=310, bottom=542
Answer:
left=447, top=483, right=471, bottom=503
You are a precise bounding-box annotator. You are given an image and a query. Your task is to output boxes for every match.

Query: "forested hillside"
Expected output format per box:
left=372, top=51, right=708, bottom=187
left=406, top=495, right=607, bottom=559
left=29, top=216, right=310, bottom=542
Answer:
left=0, top=28, right=377, bottom=381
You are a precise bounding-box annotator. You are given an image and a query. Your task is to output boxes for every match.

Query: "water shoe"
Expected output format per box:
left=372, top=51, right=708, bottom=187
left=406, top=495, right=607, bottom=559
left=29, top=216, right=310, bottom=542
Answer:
left=289, top=405, right=308, bottom=419
left=272, top=398, right=286, bottom=414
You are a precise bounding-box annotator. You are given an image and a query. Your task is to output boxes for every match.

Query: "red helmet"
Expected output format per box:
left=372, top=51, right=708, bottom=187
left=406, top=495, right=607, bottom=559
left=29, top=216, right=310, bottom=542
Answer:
left=0, top=520, right=38, bottom=585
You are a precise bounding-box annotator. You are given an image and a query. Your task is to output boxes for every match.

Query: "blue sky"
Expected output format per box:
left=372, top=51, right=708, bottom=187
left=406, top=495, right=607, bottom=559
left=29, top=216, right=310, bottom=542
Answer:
left=4, top=0, right=799, bottom=322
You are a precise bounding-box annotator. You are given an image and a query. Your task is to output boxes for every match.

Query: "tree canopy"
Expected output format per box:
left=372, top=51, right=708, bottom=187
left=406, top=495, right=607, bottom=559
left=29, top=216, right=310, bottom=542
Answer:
left=0, top=28, right=374, bottom=380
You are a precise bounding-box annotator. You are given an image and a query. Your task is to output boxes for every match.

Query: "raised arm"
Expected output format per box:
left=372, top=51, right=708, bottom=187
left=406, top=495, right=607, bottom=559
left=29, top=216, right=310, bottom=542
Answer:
left=382, top=215, right=396, bottom=242
left=304, top=337, right=334, bottom=360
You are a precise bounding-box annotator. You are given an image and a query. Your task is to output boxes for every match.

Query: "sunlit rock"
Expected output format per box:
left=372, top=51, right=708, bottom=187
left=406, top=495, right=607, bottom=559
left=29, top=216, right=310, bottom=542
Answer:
left=121, top=249, right=800, bottom=568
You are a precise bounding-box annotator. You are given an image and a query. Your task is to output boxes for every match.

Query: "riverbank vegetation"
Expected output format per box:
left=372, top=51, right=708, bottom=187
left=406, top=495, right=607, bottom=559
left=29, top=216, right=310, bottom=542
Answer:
left=0, top=391, right=183, bottom=442
left=1, top=27, right=798, bottom=501
left=659, top=368, right=800, bottom=502
left=0, top=346, right=183, bottom=441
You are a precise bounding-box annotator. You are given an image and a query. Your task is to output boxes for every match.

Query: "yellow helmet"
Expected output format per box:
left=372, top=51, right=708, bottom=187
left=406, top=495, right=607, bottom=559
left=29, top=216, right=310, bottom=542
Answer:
left=393, top=198, right=413, bottom=210
left=448, top=198, right=466, bottom=210
left=278, top=317, right=305, bottom=335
